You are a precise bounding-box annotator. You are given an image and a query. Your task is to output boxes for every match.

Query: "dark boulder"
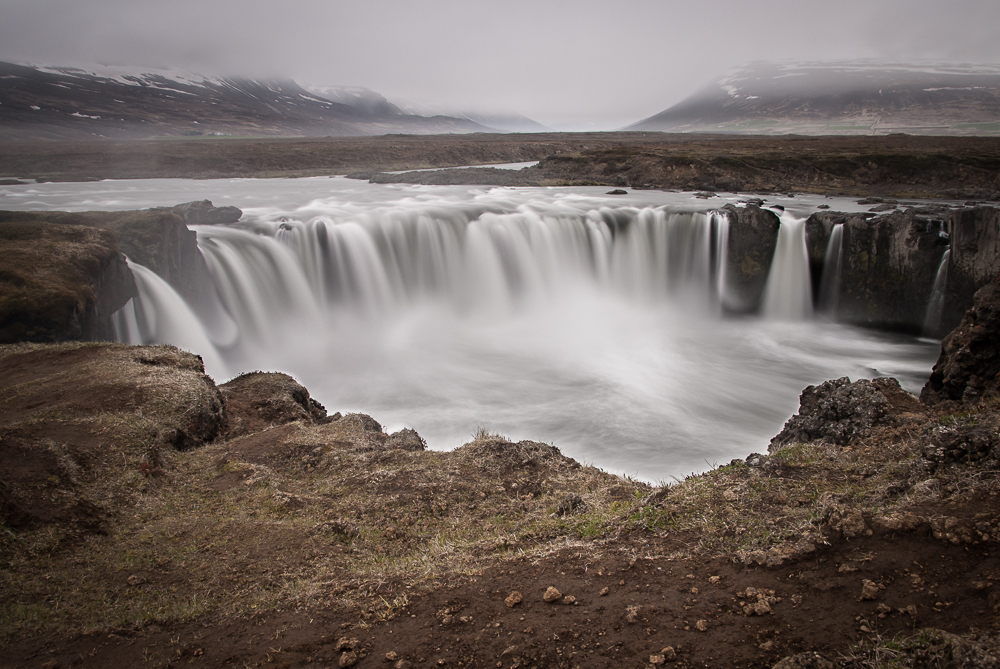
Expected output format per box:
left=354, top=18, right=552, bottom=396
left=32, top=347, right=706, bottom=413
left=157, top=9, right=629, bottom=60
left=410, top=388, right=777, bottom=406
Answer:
left=719, top=204, right=781, bottom=313
left=770, top=377, right=923, bottom=450
left=168, top=200, right=243, bottom=226
left=921, top=280, right=1000, bottom=406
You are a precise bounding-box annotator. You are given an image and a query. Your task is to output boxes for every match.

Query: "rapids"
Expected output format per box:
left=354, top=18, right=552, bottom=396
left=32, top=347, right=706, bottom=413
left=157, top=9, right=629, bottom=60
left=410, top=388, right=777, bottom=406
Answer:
left=2, top=178, right=941, bottom=481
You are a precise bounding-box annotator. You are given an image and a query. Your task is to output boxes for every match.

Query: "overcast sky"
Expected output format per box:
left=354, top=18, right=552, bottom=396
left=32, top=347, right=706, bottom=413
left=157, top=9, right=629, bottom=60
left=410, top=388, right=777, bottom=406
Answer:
left=2, top=0, right=999, bottom=130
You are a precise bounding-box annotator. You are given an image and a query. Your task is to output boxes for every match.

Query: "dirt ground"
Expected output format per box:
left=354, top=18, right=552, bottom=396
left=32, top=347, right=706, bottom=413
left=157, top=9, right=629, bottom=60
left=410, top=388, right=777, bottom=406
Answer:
left=7, top=505, right=999, bottom=669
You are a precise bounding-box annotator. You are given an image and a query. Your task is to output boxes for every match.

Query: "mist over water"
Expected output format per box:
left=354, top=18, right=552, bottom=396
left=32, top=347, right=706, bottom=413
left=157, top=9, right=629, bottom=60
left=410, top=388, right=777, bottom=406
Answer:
left=2, top=178, right=940, bottom=481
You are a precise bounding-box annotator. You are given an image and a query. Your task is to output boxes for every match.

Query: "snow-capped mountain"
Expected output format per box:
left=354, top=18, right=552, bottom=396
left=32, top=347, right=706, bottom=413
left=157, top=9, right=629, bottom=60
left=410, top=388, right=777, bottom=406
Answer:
left=628, top=61, right=1000, bottom=135
left=0, top=61, right=494, bottom=141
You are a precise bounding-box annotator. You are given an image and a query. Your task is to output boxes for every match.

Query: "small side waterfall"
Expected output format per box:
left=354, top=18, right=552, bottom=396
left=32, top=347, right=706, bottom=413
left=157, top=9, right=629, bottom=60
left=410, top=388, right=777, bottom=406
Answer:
left=817, top=223, right=844, bottom=314
left=923, top=249, right=951, bottom=337
left=112, top=261, right=228, bottom=375
left=762, top=213, right=813, bottom=320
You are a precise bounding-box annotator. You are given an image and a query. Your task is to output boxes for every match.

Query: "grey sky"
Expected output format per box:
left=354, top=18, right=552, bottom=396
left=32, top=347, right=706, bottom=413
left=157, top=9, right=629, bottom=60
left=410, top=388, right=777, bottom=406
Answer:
left=2, top=0, right=999, bottom=130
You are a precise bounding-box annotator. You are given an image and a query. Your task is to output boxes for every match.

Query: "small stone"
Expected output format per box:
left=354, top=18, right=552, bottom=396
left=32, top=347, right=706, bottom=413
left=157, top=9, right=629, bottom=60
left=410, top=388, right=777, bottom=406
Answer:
left=543, top=586, right=562, bottom=602
left=336, top=636, right=359, bottom=652
left=340, top=651, right=358, bottom=668
left=661, top=646, right=677, bottom=660
left=386, top=651, right=399, bottom=661
left=505, top=591, right=522, bottom=608
left=625, top=604, right=642, bottom=623
left=690, top=587, right=699, bottom=595
left=759, top=640, right=774, bottom=651
left=708, top=575, right=721, bottom=584
left=860, top=579, right=881, bottom=601
left=650, top=653, right=666, bottom=665
left=599, top=587, right=609, bottom=596
left=561, top=595, right=576, bottom=605
left=876, top=603, right=892, bottom=614
left=695, top=619, right=708, bottom=632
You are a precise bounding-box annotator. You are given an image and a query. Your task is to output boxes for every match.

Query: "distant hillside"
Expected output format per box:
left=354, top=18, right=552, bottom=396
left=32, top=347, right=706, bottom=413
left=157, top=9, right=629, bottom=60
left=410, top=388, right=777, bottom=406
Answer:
left=396, top=101, right=551, bottom=133
left=0, top=62, right=494, bottom=141
left=628, top=62, right=1000, bottom=135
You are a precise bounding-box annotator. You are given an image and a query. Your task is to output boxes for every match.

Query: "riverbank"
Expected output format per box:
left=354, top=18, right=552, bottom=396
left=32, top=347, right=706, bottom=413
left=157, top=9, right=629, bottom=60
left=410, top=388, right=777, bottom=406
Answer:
left=2, top=133, right=1000, bottom=201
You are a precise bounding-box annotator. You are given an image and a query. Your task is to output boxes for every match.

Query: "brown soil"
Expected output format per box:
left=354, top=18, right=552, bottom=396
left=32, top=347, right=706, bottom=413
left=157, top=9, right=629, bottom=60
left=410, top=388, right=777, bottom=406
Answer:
left=6, top=509, right=999, bottom=669
left=2, top=337, right=1000, bottom=667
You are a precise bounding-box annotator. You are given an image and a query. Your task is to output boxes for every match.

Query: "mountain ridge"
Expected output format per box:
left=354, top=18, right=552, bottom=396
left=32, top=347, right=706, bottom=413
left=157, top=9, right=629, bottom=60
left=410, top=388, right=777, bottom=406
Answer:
left=628, top=61, right=1000, bottom=135
left=0, top=61, right=505, bottom=141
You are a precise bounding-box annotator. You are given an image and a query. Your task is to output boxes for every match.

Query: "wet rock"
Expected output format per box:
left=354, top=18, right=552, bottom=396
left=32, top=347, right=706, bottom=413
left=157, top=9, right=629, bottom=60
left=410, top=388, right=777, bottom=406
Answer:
left=805, top=209, right=949, bottom=333
left=504, top=591, right=522, bottom=608
left=869, top=203, right=897, bottom=212
left=771, top=652, right=834, bottom=669
left=543, top=586, right=561, bottom=602
left=940, top=206, right=1000, bottom=331
left=770, top=377, right=922, bottom=450
left=922, top=280, right=1000, bottom=405
left=719, top=203, right=781, bottom=313
left=606, top=189, right=628, bottom=195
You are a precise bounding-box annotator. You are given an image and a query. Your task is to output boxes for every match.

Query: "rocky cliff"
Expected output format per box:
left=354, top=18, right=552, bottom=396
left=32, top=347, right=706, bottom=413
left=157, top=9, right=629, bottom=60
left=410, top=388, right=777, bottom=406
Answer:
left=719, top=203, right=781, bottom=313
left=0, top=201, right=240, bottom=343
left=0, top=218, right=135, bottom=343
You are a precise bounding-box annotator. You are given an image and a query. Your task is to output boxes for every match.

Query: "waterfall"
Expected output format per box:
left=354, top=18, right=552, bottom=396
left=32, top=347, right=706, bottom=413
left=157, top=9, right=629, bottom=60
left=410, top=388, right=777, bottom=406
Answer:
left=111, top=261, right=228, bottom=375
left=923, top=249, right=951, bottom=337
left=816, top=223, right=844, bottom=314
left=762, top=213, right=813, bottom=320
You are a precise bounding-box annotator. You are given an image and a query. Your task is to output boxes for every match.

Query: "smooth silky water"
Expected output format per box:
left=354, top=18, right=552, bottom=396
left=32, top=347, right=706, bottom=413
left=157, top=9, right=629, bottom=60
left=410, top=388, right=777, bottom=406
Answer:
left=1, top=177, right=942, bottom=482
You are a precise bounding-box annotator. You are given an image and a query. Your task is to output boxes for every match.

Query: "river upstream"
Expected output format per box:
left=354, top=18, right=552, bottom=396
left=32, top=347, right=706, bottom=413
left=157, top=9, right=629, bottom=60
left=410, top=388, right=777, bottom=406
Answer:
left=0, top=177, right=941, bottom=481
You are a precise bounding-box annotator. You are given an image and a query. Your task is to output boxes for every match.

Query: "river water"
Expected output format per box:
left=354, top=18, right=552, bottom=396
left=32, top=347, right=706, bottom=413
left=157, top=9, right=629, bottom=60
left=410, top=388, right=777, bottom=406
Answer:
left=0, top=177, right=941, bottom=481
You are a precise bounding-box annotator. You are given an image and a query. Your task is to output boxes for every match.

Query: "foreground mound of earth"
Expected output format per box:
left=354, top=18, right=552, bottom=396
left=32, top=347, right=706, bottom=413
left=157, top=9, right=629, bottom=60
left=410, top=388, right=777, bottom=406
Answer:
left=4, top=281, right=1000, bottom=668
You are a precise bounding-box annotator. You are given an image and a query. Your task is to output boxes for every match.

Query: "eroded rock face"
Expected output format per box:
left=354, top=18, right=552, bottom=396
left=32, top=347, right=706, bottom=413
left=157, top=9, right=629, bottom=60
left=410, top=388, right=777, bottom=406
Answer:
left=941, top=206, right=1000, bottom=334
left=770, top=377, right=923, bottom=450
left=219, top=371, right=328, bottom=438
left=719, top=204, right=780, bottom=313
left=822, top=209, right=949, bottom=333
left=0, top=218, right=135, bottom=343
left=921, top=281, right=1000, bottom=405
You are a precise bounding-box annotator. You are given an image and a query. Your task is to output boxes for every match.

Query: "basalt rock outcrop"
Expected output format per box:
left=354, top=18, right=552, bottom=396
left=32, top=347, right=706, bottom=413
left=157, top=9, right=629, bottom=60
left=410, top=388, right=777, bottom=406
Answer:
left=719, top=204, right=781, bottom=313
left=921, top=280, right=1000, bottom=406
left=0, top=218, right=135, bottom=343
left=805, top=208, right=950, bottom=333
left=769, top=376, right=924, bottom=450
left=941, top=206, right=1000, bottom=332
